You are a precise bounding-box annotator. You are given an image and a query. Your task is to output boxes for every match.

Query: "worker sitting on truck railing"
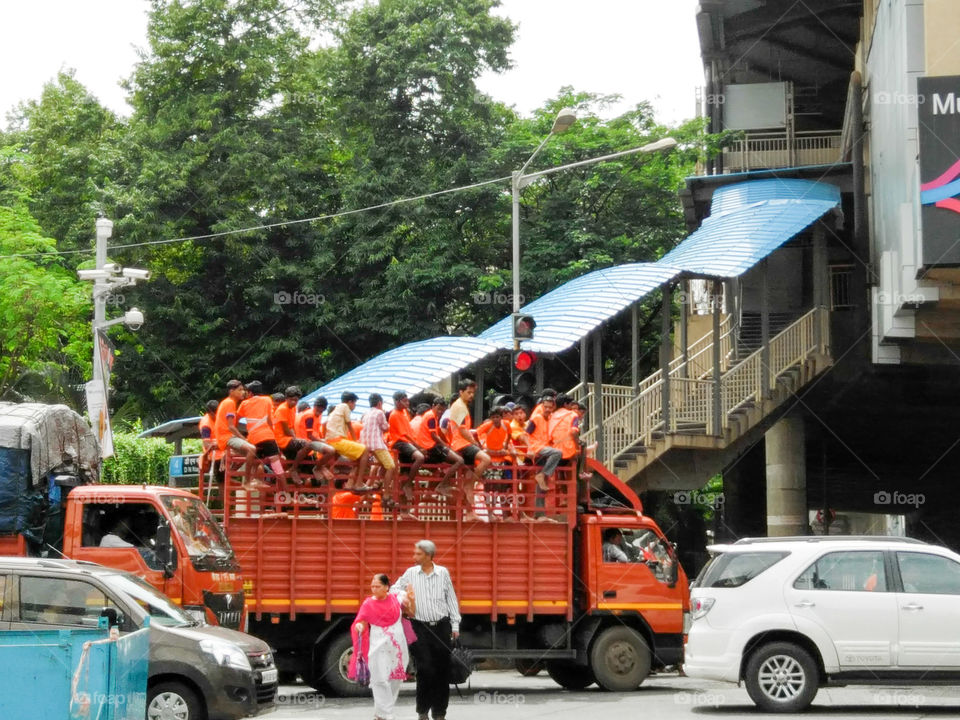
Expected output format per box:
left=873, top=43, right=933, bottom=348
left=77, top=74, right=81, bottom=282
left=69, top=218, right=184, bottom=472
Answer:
left=523, top=395, right=563, bottom=522
left=477, top=406, right=521, bottom=521
left=325, top=392, right=371, bottom=491
left=237, top=380, right=287, bottom=487
left=215, top=379, right=262, bottom=491
left=275, top=385, right=336, bottom=485
left=445, top=379, right=490, bottom=522
left=414, top=396, right=465, bottom=501
left=361, top=394, right=398, bottom=505
left=388, top=391, right=425, bottom=503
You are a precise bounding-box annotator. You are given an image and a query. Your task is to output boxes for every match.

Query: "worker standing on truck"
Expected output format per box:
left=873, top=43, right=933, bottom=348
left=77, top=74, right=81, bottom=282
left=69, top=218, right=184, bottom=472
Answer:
left=198, top=400, right=219, bottom=482
left=215, top=379, right=260, bottom=490
left=392, top=540, right=461, bottom=720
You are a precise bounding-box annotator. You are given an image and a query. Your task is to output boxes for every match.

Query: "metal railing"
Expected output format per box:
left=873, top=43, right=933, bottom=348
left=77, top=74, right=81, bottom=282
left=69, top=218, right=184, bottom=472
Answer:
left=722, top=130, right=842, bottom=172
left=579, top=307, right=828, bottom=468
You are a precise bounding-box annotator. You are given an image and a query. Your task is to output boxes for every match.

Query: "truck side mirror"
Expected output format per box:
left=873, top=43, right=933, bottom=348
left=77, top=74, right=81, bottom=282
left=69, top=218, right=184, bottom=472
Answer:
left=99, top=606, right=124, bottom=629
left=156, top=522, right=176, bottom=579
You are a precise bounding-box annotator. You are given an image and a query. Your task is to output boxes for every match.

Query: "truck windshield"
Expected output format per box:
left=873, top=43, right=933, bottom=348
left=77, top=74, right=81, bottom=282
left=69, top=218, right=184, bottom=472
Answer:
left=161, top=495, right=234, bottom=560
left=102, top=572, right=194, bottom=627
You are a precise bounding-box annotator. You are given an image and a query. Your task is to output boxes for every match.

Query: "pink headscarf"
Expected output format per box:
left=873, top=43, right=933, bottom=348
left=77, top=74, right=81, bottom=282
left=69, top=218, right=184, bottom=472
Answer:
left=348, top=593, right=404, bottom=681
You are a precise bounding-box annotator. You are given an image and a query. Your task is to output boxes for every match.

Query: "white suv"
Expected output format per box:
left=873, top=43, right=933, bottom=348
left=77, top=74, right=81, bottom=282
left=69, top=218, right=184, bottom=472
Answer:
left=684, top=536, right=960, bottom=712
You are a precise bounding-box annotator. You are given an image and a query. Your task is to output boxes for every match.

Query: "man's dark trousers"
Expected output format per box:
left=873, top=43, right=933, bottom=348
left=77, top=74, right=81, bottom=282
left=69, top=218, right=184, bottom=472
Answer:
left=409, top=617, right=452, bottom=718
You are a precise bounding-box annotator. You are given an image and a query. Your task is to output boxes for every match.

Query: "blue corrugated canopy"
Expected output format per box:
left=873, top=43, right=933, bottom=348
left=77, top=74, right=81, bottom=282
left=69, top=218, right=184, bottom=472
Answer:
left=660, top=178, right=841, bottom=276
left=478, top=263, right=679, bottom=354
left=301, top=336, right=501, bottom=418
left=305, top=178, right=841, bottom=399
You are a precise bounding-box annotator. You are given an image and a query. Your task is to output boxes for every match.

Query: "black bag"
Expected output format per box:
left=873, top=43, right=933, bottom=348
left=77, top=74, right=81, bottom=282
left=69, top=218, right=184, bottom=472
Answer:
left=448, top=639, right=474, bottom=684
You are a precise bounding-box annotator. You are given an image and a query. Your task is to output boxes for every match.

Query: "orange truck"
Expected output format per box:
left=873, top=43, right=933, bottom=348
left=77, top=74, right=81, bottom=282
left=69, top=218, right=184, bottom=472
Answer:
left=0, top=403, right=245, bottom=628
left=207, top=456, right=690, bottom=695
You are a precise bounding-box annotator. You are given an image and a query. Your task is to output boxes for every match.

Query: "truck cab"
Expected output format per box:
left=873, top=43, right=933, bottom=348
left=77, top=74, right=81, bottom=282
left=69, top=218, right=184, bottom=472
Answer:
left=62, top=486, right=246, bottom=629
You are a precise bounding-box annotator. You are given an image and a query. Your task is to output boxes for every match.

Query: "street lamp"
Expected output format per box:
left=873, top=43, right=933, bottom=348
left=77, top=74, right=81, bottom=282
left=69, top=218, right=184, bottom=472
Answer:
left=512, top=108, right=577, bottom=329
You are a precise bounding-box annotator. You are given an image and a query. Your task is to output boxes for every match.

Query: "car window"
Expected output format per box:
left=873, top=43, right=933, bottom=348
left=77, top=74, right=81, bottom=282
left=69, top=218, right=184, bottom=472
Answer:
left=697, top=551, right=789, bottom=588
left=19, top=576, right=117, bottom=627
left=794, top=551, right=886, bottom=592
left=897, top=552, right=960, bottom=594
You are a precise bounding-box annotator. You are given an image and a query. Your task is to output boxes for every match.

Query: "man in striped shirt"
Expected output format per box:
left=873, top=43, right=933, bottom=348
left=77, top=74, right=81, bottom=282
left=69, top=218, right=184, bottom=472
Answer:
left=392, top=540, right=461, bottom=720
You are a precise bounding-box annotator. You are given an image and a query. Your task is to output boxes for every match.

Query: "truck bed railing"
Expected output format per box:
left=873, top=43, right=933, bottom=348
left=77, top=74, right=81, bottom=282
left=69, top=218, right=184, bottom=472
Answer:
left=199, top=454, right=581, bottom=530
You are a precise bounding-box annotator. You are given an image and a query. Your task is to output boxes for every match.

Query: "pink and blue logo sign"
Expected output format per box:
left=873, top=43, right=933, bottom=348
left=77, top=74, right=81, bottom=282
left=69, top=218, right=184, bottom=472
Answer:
left=921, top=157, right=960, bottom=215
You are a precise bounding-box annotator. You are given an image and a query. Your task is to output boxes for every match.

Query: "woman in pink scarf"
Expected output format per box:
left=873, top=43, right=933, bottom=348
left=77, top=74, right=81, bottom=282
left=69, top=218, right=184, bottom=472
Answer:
left=349, top=573, right=414, bottom=720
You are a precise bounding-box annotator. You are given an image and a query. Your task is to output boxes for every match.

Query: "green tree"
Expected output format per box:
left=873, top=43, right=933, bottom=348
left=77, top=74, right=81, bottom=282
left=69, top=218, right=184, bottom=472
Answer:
left=0, top=203, right=91, bottom=401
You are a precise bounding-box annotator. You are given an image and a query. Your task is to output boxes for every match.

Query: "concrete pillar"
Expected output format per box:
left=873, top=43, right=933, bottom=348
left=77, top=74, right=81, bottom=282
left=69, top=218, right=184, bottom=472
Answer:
left=765, top=415, right=808, bottom=536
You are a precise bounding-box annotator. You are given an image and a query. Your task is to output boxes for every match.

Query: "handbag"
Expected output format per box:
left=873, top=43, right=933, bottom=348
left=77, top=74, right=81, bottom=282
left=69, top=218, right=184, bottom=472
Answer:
left=402, top=616, right=418, bottom=645
left=447, top=639, right=474, bottom=684
left=353, top=654, right=371, bottom=686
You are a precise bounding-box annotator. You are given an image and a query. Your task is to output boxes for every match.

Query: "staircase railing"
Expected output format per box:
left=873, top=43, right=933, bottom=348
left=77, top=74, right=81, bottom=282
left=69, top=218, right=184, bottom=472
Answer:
left=581, top=307, right=828, bottom=468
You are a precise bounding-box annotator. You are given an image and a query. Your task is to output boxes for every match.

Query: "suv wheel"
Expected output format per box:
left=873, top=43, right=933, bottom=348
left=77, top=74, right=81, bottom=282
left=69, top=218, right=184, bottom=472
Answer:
left=147, top=681, right=205, bottom=720
left=589, top=626, right=651, bottom=691
left=745, top=642, right=819, bottom=713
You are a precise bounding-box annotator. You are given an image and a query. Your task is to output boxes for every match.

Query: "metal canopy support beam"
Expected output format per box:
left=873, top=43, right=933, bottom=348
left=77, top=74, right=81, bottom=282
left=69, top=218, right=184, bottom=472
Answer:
left=631, top=304, right=639, bottom=395
left=712, top=280, right=723, bottom=436
left=535, top=361, right=544, bottom=395
left=761, top=259, right=771, bottom=394
left=680, top=283, right=689, bottom=378
left=660, top=284, right=672, bottom=434
left=580, top=337, right=589, bottom=433
left=812, top=224, right=827, bottom=350
left=593, top=331, right=604, bottom=459
left=473, top=362, right=485, bottom=423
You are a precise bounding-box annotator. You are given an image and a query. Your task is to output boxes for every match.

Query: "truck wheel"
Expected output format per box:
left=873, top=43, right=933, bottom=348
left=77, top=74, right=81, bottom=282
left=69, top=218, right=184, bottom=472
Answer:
left=316, top=632, right=370, bottom=698
left=278, top=670, right=299, bottom=684
left=589, top=626, right=651, bottom=691
left=744, top=641, right=819, bottom=713
left=546, top=660, right=595, bottom=689
left=515, top=659, right=544, bottom=676
left=147, top=680, right=206, bottom=720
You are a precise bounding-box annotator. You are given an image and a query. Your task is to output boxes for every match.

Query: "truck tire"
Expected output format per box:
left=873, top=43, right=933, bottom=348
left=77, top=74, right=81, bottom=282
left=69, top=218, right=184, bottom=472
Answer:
left=744, top=641, right=819, bottom=713
left=316, top=631, right=370, bottom=698
left=546, top=660, right=595, bottom=690
left=147, top=680, right=206, bottom=720
left=589, top=626, right=651, bottom=691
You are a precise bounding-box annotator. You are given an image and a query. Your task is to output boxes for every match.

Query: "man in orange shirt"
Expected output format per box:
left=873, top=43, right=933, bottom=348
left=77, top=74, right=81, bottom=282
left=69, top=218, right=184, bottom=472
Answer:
left=237, top=380, right=285, bottom=486
left=275, top=386, right=336, bottom=484
left=389, top=391, right=424, bottom=501
left=523, top=395, right=563, bottom=521
left=296, top=397, right=326, bottom=441
left=548, top=393, right=582, bottom=463
left=197, top=400, right=219, bottom=483
left=214, top=379, right=258, bottom=488
left=416, top=396, right=464, bottom=495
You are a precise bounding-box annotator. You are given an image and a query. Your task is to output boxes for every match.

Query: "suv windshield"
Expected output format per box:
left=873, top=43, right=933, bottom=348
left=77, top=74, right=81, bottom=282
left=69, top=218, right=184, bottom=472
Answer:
left=101, top=572, right=195, bottom=628
left=696, top=551, right=790, bottom=588
left=161, top=494, right=234, bottom=561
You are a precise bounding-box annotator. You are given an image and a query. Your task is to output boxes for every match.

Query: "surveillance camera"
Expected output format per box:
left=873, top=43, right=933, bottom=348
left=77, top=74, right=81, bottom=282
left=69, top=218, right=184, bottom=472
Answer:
left=123, top=308, right=145, bottom=331
left=121, top=267, right=151, bottom=280
left=77, top=269, right=111, bottom=281
left=102, top=262, right=121, bottom=273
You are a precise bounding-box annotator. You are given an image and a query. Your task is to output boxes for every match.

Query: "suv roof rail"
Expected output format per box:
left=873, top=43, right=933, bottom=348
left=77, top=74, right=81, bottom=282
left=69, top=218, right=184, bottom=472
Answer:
left=731, top=535, right=927, bottom=545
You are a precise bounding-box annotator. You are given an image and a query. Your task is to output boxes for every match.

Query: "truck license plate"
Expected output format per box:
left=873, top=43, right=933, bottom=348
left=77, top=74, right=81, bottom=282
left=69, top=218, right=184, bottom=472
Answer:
left=261, top=668, right=278, bottom=684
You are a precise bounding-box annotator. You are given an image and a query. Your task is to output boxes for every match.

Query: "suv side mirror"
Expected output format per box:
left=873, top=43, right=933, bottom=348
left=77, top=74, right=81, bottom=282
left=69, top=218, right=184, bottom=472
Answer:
left=156, top=522, right=176, bottom=579
left=99, top=606, right=124, bottom=629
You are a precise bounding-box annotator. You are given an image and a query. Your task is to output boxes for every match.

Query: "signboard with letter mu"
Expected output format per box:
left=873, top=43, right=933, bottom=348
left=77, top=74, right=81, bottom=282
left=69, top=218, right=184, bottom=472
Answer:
left=918, top=75, right=960, bottom=266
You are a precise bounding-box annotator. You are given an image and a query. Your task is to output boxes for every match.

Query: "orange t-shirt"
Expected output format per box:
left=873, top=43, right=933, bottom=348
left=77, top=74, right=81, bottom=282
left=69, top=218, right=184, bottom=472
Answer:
left=388, top=408, right=415, bottom=447
left=525, top=414, right=551, bottom=457
left=331, top=490, right=360, bottom=519
left=237, top=395, right=274, bottom=445
left=415, top=410, right=439, bottom=450
left=477, top=419, right=510, bottom=453
left=273, top=402, right=298, bottom=449
left=548, top=408, right=580, bottom=460
left=214, top=397, right=239, bottom=451
left=294, top=409, right=311, bottom=439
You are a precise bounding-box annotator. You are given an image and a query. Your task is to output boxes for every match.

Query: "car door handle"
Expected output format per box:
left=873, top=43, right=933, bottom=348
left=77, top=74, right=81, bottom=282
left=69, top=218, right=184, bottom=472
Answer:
left=603, top=590, right=617, bottom=598
left=794, top=600, right=815, bottom=608
left=902, top=603, right=924, bottom=611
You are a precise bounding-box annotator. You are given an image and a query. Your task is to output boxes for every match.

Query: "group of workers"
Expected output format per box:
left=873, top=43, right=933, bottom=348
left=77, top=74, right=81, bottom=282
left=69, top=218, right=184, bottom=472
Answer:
left=198, top=377, right=592, bottom=521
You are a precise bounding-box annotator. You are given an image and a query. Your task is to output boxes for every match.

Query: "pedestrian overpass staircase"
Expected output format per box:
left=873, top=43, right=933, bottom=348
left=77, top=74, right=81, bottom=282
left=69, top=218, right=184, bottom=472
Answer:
left=572, top=307, right=832, bottom=490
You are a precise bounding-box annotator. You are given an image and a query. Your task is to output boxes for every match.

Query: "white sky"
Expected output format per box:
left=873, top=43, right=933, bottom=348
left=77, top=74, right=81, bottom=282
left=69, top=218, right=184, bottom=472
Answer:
left=1, top=0, right=704, bottom=126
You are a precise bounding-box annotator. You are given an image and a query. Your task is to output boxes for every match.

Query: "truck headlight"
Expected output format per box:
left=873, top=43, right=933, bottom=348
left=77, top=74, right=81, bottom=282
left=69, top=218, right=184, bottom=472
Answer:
left=200, top=639, right=252, bottom=671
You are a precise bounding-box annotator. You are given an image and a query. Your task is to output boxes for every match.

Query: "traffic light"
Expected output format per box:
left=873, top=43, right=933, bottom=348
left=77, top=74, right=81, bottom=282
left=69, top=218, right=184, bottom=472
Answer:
left=512, top=313, right=536, bottom=343
left=513, top=350, right=538, bottom=397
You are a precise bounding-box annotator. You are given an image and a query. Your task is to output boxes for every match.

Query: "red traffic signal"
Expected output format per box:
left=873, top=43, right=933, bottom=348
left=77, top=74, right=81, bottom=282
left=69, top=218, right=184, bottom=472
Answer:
left=514, top=350, right=537, bottom=372
left=513, top=313, right=536, bottom=341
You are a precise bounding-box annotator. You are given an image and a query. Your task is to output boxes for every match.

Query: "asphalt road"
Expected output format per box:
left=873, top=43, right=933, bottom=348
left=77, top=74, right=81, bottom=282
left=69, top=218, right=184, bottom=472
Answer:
left=271, top=669, right=960, bottom=719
